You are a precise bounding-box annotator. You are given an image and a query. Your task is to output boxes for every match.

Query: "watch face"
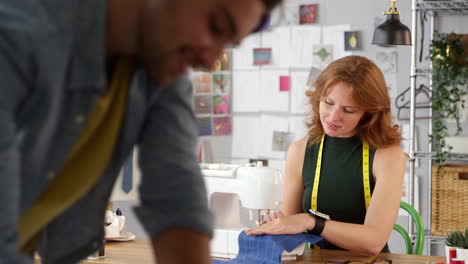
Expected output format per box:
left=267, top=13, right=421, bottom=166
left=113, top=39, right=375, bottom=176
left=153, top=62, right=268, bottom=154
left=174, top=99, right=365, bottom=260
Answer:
left=309, top=209, right=331, bottom=220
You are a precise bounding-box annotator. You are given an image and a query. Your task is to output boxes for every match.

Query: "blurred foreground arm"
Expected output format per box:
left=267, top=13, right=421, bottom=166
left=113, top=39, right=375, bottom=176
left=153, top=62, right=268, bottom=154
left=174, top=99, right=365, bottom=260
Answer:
left=133, top=76, right=213, bottom=263
left=153, top=228, right=211, bottom=264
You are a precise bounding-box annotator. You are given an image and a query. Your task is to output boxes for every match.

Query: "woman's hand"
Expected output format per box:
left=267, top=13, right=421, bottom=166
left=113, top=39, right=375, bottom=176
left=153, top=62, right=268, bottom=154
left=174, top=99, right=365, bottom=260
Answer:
left=262, top=211, right=284, bottom=224
left=245, top=213, right=315, bottom=236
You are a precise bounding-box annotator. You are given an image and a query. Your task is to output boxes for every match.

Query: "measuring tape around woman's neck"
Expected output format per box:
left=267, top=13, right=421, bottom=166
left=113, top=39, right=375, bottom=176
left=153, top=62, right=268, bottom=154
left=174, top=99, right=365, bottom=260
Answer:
left=311, top=134, right=371, bottom=213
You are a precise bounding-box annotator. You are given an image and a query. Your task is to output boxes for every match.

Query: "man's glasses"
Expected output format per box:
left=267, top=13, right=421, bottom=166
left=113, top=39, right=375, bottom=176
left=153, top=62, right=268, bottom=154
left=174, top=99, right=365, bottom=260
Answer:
left=252, top=13, right=271, bottom=33
left=324, top=258, right=392, bottom=264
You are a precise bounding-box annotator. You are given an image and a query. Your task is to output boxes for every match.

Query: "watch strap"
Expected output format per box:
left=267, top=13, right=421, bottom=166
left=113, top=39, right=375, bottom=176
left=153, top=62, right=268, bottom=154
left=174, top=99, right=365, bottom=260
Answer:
left=308, top=214, right=326, bottom=236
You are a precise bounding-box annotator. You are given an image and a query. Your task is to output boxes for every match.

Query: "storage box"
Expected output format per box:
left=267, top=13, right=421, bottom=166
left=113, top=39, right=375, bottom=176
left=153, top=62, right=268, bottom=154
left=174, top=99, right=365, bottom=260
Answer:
left=431, top=165, right=468, bottom=236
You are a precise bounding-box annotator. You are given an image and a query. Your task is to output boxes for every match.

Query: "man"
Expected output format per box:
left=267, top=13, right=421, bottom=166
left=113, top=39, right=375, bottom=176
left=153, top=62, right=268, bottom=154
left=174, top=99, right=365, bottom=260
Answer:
left=0, top=0, right=282, bottom=263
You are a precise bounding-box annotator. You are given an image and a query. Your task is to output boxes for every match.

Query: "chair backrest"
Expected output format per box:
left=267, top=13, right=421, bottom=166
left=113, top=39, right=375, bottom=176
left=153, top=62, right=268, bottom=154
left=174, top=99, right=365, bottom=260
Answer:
left=392, top=201, right=424, bottom=255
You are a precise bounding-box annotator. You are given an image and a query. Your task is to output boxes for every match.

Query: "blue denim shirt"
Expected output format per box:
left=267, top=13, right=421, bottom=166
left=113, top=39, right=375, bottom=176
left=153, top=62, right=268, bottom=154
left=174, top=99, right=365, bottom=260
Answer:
left=0, top=0, right=213, bottom=263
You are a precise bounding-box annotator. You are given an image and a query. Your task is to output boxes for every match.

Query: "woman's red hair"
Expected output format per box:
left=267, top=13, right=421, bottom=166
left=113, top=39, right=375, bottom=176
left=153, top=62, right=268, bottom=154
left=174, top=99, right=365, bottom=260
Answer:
left=306, top=55, right=402, bottom=148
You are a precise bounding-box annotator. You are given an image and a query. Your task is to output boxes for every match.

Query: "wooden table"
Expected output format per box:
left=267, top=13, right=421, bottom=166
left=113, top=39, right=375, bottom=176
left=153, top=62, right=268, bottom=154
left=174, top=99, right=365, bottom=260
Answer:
left=80, top=239, right=155, bottom=264
left=78, top=238, right=445, bottom=264
left=286, top=248, right=445, bottom=264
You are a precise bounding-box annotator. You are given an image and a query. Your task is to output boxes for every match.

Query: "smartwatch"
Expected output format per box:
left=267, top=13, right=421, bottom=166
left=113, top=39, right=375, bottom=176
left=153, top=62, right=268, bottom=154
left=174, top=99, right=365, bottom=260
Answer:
left=308, top=209, right=330, bottom=236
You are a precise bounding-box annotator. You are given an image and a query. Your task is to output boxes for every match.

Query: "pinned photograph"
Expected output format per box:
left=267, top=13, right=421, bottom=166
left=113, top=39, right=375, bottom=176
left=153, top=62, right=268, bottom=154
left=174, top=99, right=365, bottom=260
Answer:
left=197, top=117, right=212, bottom=136
left=213, top=73, right=231, bottom=94
left=193, top=73, right=212, bottom=94
left=312, top=45, right=333, bottom=67
left=212, top=95, right=230, bottom=115
left=272, top=131, right=294, bottom=152
left=299, top=4, right=318, bottom=24
left=344, top=31, right=361, bottom=51
left=194, top=95, right=212, bottom=115
left=213, top=116, right=232, bottom=136
left=253, top=48, right=272, bottom=65
left=212, top=51, right=231, bottom=71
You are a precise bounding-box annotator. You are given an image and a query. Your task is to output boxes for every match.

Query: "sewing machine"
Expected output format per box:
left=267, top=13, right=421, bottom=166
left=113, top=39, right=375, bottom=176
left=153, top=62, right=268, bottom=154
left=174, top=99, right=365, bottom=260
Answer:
left=201, top=162, right=285, bottom=259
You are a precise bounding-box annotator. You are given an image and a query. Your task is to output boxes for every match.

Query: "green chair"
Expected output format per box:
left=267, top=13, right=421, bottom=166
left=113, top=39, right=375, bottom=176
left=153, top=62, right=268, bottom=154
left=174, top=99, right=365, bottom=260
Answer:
left=393, top=201, right=425, bottom=255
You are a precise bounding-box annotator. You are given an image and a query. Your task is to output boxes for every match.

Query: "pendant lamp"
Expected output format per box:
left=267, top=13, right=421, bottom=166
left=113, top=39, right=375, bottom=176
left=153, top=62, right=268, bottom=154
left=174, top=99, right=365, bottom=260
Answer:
left=372, top=0, right=411, bottom=46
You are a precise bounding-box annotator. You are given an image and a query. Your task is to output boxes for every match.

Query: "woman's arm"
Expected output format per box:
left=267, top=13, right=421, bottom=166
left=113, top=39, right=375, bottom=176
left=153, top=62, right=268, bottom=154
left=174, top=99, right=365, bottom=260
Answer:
left=247, top=144, right=405, bottom=256
left=281, top=137, right=308, bottom=216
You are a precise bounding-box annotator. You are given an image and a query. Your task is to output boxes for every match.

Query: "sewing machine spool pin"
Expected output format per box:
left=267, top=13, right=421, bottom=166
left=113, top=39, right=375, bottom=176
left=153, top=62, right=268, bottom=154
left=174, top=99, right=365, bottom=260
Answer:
left=257, top=209, right=271, bottom=226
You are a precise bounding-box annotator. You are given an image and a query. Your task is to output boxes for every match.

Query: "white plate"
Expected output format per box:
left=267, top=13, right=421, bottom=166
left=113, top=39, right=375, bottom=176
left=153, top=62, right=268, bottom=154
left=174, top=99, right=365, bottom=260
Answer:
left=105, top=231, right=136, bottom=242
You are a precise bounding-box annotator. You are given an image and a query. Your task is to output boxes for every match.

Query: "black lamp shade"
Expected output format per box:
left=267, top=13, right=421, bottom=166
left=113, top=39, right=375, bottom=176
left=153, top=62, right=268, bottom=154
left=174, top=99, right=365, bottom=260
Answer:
left=372, top=14, right=411, bottom=46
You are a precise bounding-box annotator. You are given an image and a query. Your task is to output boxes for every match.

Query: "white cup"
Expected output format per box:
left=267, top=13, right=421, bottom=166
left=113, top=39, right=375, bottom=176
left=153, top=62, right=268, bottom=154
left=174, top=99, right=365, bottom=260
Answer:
left=117, top=215, right=126, bottom=234
left=105, top=215, right=122, bottom=238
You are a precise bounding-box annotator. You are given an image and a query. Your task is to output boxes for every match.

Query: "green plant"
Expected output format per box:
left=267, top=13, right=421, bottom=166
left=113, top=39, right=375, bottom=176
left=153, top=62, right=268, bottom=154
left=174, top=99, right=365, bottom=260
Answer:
left=446, top=229, right=468, bottom=249
left=428, top=33, right=468, bottom=165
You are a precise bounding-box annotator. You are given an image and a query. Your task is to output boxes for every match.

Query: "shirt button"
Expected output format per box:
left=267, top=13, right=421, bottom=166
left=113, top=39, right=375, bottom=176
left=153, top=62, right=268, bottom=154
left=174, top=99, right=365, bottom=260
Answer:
left=75, top=114, right=85, bottom=124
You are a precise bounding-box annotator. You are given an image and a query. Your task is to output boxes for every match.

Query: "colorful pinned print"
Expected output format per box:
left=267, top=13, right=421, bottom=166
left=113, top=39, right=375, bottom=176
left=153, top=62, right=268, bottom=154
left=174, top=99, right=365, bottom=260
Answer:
left=194, top=95, right=212, bottom=115
left=212, top=51, right=231, bottom=71
left=253, top=48, right=272, bottom=65
left=344, top=31, right=361, bottom=51
left=213, top=116, right=232, bottom=136
left=272, top=131, right=294, bottom=151
left=299, top=4, right=318, bottom=24
left=312, top=45, right=333, bottom=67
left=193, top=73, right=212, bottom=94
left=213, top=73, right=231, bottom=94
left=213, top=95, right=230, bottom=115
left=197, top=117, right=212, bottom=136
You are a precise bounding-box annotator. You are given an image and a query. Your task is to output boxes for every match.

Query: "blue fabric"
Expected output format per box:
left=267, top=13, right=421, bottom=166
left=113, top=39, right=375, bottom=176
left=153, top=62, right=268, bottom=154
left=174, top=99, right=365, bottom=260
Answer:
left=270, top=232, right=323, bottom=252
left=212, top=232, right=323, bottom=264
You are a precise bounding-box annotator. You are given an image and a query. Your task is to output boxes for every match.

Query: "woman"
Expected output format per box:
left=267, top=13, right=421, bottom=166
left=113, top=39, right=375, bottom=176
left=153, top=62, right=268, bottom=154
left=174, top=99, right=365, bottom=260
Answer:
left=245, top=56, right=405, bottom=255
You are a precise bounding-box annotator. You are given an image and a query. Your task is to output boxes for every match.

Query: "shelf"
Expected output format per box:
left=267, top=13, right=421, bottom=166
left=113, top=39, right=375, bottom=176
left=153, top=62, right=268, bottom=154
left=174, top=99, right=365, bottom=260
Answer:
left=414, top=68, right=432, bottom=77
left=416, top=1, right=468, bottom=14
left=424, top=233, right=447, bottom=245
left=414, top=151, right=468, bottom=160
left=410, top=0, right=467, bottom=255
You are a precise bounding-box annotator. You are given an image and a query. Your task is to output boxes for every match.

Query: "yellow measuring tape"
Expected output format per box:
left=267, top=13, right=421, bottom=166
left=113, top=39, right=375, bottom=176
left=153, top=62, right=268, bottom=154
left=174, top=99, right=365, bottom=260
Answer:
left=311, top=134, right=371, bottom=212
left=362, top=141, right=371, bottom=209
